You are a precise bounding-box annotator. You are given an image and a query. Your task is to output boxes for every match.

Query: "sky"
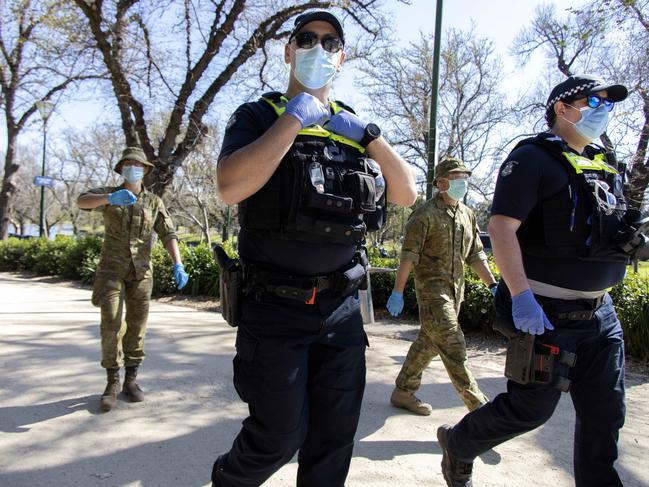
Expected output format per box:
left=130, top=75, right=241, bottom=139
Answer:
left=4, top=0, right=586, bottom=153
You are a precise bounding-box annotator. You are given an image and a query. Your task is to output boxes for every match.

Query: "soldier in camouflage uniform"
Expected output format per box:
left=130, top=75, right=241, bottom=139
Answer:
left=386, top=157, right=497, bottom=415
left=77, top=147, right=189, bottom=412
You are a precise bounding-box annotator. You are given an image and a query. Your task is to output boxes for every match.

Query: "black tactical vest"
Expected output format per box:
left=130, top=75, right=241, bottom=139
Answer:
left=515, top=134, right=632, bottom=263
left=238, top=92, right=386, bottom=246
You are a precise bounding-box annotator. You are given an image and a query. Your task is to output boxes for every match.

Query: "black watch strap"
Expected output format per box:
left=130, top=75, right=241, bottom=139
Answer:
left=360, top=123, right=381, bottom=147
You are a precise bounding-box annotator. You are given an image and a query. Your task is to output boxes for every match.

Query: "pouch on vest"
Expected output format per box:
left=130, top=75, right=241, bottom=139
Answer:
left=343, top=172, right=377, bottom=213
left=214, top=245, right=242, bottom=327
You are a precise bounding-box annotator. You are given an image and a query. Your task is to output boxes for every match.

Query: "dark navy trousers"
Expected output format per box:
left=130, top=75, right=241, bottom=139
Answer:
left=212, top=291, right=366, bottom=487
left=447, top=287, right=626, bottom=487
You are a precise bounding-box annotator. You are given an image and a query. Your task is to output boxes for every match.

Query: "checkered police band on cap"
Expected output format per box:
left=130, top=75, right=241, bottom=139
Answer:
left=545, top=74, right=629, bottom=111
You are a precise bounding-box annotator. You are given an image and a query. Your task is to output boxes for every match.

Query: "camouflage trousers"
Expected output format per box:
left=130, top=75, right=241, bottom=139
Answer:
left=395, top=299, right=488, bottom=411
left=92, top=265, right=153, bottom=369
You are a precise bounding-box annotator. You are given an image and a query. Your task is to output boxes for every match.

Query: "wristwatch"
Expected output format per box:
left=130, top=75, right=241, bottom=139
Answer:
left=360, top=123, right=381, bottom=147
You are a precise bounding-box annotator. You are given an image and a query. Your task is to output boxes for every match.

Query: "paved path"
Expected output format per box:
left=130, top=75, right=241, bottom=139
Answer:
left=1, top=272, right=647, bottom=487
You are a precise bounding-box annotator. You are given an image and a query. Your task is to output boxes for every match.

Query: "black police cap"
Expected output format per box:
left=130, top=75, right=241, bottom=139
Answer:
left=545, top=74, right=628, bottom=112
left=289, top=10, right=345, bottom=45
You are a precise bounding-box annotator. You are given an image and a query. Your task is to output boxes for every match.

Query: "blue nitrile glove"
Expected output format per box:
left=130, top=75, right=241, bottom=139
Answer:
left=107, top=189, right=137, bottom=206
left=511, top=289, right=555, bottom=335
left=489, top=283, right=498, bottom=297
left=172, top=263, right=189, bottom=290
left=284, top=92, right=330, bottom=128
left=386, top=291, right=405, bottom=317
left=323, top=110, right=365, bottom=143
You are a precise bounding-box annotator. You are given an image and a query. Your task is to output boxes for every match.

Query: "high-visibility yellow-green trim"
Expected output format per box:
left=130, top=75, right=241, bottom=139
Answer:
left=562, top=151, right=618, bottom=175
left=262, top=95, right=366, bottom=153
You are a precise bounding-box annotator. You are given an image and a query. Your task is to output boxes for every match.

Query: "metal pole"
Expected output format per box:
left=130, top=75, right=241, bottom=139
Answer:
left=426, top=0, right=444, bottom=201
left=39, top=122, right=47, bottom=238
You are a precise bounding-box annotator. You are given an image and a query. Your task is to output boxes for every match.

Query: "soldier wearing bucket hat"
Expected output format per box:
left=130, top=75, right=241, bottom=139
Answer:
left=77, top=146, right=188, bottom=412
left=387, top=156, right=496, bottom=416
left=437, top=74, right=636, bottom=487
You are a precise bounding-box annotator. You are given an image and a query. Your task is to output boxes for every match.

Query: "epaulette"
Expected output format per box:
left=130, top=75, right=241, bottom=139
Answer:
left=260, top=91, right=283, bottom=103
left=333, top=100, right=356, bottom=114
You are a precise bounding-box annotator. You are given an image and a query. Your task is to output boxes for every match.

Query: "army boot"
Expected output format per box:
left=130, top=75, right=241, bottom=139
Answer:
left=100, top=368, right=120, bottom=412
left=437, top=424, right=473, bottom=487
left=390, top=387, right=433, bottom=416
left=122, top=365, right=145, bottom=402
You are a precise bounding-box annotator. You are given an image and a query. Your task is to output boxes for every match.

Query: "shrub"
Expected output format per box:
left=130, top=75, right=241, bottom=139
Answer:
left=610, top=272, right=649, bottom=361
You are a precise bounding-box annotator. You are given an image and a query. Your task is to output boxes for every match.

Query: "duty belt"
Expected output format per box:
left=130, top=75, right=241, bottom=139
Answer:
left=243, top=257, right=368, bottom=305
left=537, top=295, right=604, bottom=321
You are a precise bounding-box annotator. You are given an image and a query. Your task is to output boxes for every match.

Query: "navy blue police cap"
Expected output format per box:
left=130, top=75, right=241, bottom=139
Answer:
left=289, top=10, right=345, bottom=45
left=545, top=74, right=628, bottom=112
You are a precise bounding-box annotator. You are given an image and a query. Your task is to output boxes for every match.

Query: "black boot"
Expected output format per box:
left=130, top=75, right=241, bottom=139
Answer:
left=438, top=424, right=473, bottom=487
left=122, top=365, right=145, bottom=402
left=100, top=368, right=120, bottom=412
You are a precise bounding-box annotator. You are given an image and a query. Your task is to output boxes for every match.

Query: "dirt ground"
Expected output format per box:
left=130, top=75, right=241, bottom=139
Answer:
left=1, top=272, right=648, bottom=487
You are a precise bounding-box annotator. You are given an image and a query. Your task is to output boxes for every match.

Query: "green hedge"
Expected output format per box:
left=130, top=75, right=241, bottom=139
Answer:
left=1, top=236, right=648, bottom=360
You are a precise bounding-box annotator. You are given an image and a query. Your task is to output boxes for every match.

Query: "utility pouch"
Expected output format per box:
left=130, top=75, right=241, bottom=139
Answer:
left=344, top=172, right=376, bottom=213
left=213, top=245, right=242, bottom=327
left=335, top=262, right=368, bottom=295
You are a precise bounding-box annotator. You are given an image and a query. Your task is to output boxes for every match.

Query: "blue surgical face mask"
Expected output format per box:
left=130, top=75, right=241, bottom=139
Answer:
left=566, top=104, right=610, bottom=142
left=293, top=44, right=341, bottom=90
left=122, top=165, right=144, bottom=183
left=446, top=179, right=468, bottom=201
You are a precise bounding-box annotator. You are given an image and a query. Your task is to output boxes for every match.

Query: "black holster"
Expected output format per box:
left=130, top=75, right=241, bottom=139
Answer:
left=214, top=245, right=242, bottom=327
left=502, top=331, right=577, bottom=392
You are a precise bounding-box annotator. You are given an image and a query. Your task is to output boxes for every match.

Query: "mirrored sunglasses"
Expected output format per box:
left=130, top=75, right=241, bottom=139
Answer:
left=294, top=31, right=343, bottom=53
left=587, top=94, right=615, bottom=112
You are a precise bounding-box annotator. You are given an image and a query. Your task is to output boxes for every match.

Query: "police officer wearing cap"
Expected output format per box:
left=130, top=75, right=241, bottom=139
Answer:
left=436, top=74, right=635, bottom=487
left=211, top=10, right=416, bottom=487
left=386, top=157, right=496, bottom=416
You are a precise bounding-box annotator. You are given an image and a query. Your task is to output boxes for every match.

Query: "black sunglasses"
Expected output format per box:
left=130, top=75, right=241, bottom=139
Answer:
left=293, top=31, right=343, bottom=53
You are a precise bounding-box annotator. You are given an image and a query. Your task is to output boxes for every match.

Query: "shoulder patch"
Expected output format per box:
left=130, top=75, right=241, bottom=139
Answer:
left=225, top=113, right=236, bottom=131
left=500, top=160, right=518, bottom=177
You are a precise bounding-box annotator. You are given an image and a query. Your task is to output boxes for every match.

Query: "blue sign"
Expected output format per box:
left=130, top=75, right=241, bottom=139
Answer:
left=33, top=176, right=54, bottom=187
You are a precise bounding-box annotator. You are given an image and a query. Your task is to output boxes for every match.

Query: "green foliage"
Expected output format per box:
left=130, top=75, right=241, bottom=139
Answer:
left=179, top=243, right=220, bottom=297
left=0, top=236, right=103, bottom=280
left=609, top=272, right=649, bottom=361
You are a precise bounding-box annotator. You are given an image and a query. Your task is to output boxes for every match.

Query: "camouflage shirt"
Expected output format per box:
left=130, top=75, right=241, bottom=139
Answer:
left=81, top=186, right=178, bottom=280
left=401, top=193, right=487, bottom=304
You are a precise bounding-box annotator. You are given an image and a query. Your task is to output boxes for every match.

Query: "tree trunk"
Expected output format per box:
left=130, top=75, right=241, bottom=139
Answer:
left=0, top=132, right=19, bottom=240
left=625, top=96, right=649, bottom=209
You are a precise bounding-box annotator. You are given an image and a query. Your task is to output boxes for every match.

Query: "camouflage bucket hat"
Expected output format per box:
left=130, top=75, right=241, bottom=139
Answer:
left=114, top=147, right=155, bottom=174
left=435, top=157, right=472, bottom=179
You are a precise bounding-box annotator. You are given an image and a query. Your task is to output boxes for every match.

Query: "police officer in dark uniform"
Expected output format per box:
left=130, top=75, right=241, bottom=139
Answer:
left=437, top=74, right=647, bottom=487
left=211, top=10, right=416, bottom=487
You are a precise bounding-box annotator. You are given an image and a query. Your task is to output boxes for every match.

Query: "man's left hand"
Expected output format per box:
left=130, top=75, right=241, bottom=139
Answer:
left=324, top=111, right=365, bottom=143
left=172, top=263, right=189, bottom=290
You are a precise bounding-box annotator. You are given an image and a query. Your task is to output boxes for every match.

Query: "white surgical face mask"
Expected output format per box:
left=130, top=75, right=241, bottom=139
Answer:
left=122, top=165, right=144, bottom=183
left=564, top=104, right=610, bottom=142
left=441, top=178, right=468, bottom=201
left=293, top=44, right=341, bottom=90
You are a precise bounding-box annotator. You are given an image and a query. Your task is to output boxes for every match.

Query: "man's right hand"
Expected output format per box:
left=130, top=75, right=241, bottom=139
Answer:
left=107, top=189, right=137, bottom=206
left=511, top=289, right=555, bottom=335
left=284, top=92, right=330, bottom=129
left=386, top=291, right=404, bottom=317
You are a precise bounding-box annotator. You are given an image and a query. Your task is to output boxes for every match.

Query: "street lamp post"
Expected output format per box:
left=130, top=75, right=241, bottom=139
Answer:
left=426, top=0, right=444, bottom=200
left=36, top=100, right=54, bottom=238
